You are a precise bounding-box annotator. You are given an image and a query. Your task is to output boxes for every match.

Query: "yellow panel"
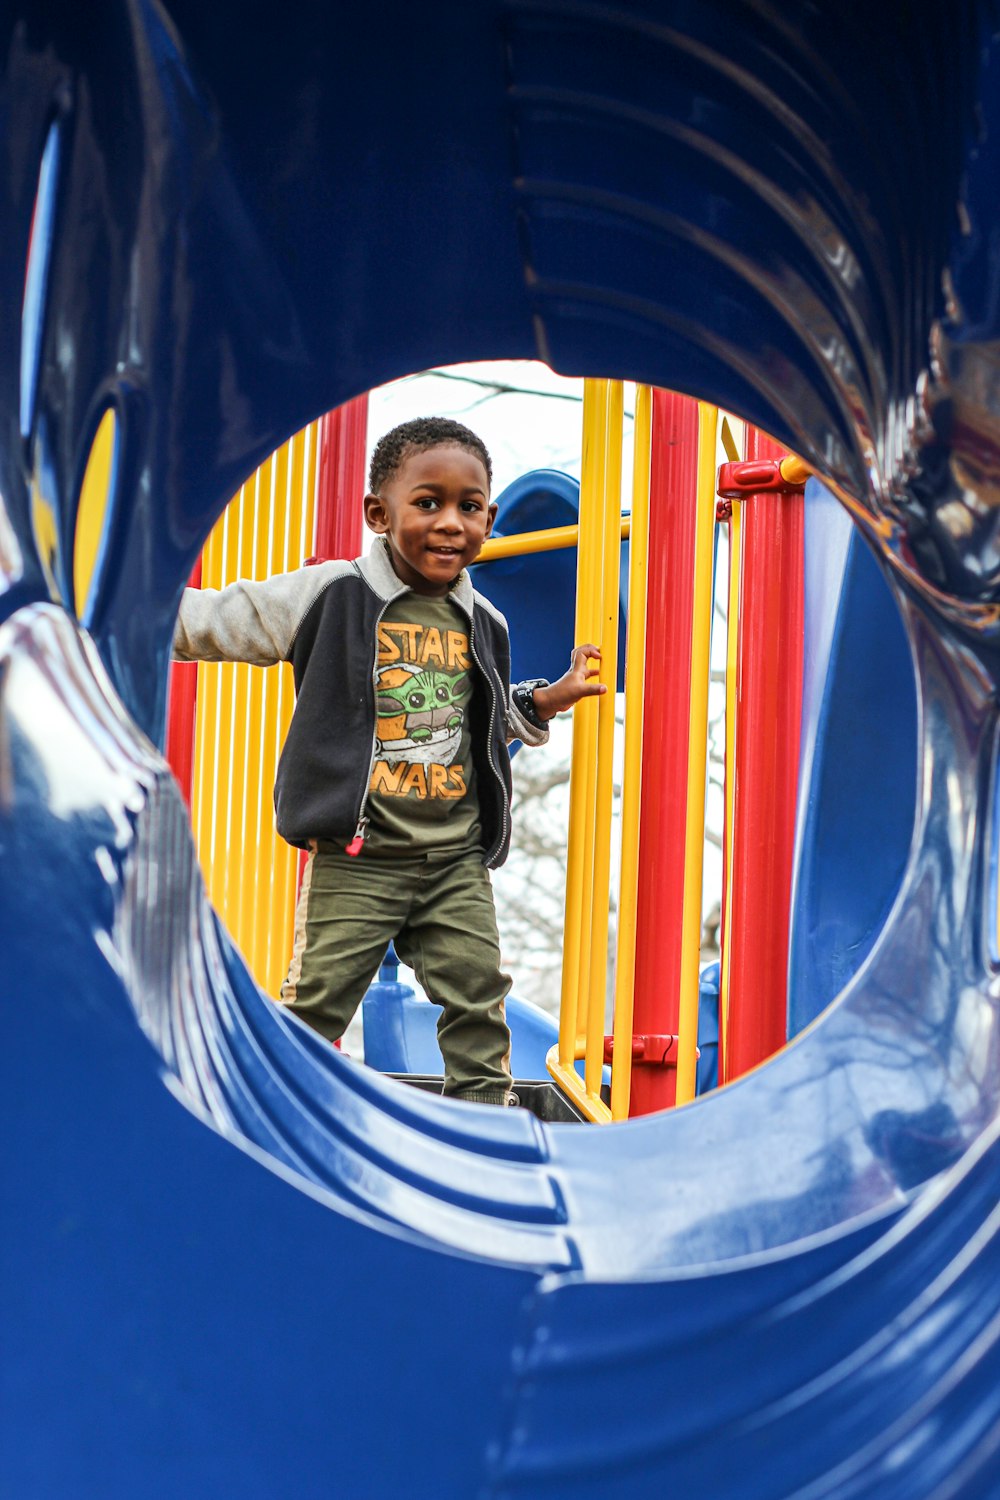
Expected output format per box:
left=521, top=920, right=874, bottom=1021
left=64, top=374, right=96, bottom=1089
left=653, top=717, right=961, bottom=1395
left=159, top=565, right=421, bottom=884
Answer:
left=74, top=407, right=117, bottom=620
left=189, top=422, right=321, bottom=997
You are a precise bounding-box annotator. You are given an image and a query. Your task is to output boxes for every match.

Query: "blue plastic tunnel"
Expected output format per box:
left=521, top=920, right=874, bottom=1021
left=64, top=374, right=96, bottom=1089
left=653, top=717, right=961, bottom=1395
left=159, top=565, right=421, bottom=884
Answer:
left=3, top=4, right=1000, bottom=1497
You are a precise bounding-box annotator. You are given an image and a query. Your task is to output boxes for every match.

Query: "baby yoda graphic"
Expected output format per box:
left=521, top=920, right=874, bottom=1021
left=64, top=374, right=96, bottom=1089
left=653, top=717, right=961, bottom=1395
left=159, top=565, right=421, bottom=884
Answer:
left=375, top=663, right=471, bottom=767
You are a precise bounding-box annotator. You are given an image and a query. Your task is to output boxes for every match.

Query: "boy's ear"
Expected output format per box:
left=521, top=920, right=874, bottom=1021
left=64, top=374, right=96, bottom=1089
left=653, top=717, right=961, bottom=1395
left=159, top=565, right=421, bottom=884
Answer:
left=485, top=501, right=498, bottom=538
left=363, top=492, right=390, bottom=533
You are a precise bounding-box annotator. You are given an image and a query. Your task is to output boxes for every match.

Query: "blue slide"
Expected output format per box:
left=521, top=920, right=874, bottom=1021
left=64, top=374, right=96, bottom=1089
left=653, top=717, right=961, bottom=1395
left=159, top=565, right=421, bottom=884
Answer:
left=3, top=4, right=1000, bottom=1496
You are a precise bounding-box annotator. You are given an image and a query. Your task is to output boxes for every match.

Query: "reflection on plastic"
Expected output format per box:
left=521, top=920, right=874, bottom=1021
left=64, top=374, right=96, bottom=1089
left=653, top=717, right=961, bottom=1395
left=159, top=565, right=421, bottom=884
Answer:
left=20, top=121, right=61, bottom=441
left=0, top=489, right=23, bottom=595
left=74, top=407, right=118, bottom=624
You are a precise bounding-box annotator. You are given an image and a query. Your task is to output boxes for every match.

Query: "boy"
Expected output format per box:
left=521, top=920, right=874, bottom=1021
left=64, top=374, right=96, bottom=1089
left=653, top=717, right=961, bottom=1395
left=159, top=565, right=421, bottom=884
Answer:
left=174, top=416, right=604, bottom=1106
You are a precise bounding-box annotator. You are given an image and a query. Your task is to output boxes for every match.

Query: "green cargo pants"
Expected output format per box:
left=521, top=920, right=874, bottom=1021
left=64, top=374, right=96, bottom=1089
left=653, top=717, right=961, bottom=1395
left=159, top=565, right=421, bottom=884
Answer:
left=280, top=843, right=514, bottom=1105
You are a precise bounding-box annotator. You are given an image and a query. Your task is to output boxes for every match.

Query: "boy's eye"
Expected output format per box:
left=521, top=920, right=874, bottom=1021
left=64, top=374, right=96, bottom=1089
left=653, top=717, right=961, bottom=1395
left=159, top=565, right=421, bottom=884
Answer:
left=415, top=496, right=439, bottom=510
left=461, top=500, right=482, bottom=512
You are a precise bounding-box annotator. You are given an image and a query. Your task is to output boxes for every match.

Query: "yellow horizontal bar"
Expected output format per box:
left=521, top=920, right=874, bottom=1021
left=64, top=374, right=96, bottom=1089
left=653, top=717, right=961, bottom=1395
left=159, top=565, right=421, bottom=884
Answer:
left=478, top=515, right=631, bottom=563
left=779, top=453, right=812, bottom=486
left=545, top=1045, right=612, bottom=1125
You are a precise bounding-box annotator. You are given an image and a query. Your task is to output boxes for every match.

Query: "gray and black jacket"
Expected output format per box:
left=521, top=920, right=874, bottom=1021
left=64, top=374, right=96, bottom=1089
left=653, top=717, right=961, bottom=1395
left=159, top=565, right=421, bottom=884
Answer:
left=173, top=537, right=548, bottom=867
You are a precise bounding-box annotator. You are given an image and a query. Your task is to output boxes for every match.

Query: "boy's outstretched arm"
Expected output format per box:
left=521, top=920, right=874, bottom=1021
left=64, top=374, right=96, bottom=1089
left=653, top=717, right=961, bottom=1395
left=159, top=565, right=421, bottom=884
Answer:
left=172, top=564, right=345, bottom=666
left=532, top=644, right=607, bottom=720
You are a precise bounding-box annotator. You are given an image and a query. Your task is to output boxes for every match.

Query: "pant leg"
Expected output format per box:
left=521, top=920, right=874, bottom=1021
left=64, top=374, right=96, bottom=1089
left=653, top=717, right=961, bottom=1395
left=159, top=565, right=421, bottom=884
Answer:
left=394, top=851, right=513, bottom=1104
left=280, top=846, right=413, bottom=1043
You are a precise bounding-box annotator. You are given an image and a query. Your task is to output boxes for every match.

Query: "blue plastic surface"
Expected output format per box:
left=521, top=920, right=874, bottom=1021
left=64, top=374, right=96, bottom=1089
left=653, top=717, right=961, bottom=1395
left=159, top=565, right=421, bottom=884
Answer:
left=4, top=3, right=1000, bottom=1496
left=363, top=957, right=718, bottom=1096
left=362, top=946, right=566, bottom=1081
left=471, top=468, right=628, bottom=690
left=788, top=484, right=920, bottom=1032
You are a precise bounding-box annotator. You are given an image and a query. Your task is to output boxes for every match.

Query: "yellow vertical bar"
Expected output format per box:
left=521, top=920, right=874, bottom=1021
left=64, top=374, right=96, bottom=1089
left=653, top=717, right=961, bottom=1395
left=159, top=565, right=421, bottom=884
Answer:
left=209, top=482, right=241, bottom=957
left=675, top=402, right=719, bottom=1105
left=193, top=519, right=224, bottom=910
left=719, top=496, right=742, bottom=1061
left=577, top=381, right=609, bottom=1060
left=610, top=384, right=652, bottom=1121
left=268, top=435, right=302, bottom=996
left=244, top=454, right=271, bottom=987
left=206, top=501, right=232, bottom=917
left=271, top=422, right=318, bottom=993
left=558, top=378, right=607, bottom=1068
left=224, top=469, right=256, bottom=953
left=584, top=379, right=623, bottom=1101
left=256, top=429, right=295, bottom=990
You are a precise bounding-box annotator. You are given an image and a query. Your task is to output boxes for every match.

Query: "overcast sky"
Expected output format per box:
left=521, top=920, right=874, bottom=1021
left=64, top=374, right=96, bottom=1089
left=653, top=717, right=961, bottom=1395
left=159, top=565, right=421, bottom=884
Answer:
left=365, top=359, right=639, bottom=500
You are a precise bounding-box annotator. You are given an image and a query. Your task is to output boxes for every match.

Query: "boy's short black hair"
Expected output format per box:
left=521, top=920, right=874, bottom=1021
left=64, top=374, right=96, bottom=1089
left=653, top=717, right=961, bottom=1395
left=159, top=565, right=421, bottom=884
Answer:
left=368, top=417, right=493, bottom=494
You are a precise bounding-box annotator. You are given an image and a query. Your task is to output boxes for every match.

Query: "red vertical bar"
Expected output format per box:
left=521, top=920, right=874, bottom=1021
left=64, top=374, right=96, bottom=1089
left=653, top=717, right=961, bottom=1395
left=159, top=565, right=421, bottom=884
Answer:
left=630, top=391, right=700, bottom=1115
left=313, top=393, right=368, bottom=561
left=722, top=429, right=805, bottom=1082
left=165, top=558, right=203, bottom=805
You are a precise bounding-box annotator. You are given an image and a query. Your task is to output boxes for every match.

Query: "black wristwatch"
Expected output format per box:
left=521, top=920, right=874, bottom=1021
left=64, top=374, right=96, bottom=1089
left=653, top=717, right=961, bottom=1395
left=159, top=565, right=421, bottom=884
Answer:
left=512, top=678, right=549, bottom=731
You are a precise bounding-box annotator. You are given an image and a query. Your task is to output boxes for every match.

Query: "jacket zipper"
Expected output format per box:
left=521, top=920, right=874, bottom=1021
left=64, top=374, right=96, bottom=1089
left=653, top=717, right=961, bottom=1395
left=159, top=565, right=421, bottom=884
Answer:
left=467, top=617, right=510, bottom=867
left=346, top=595, right=394, bottom=856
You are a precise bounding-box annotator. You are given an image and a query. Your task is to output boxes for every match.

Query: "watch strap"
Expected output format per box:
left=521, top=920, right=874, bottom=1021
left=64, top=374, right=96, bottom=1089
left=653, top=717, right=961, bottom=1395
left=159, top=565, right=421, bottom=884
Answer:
left=512, top=678, right=549, bottom=731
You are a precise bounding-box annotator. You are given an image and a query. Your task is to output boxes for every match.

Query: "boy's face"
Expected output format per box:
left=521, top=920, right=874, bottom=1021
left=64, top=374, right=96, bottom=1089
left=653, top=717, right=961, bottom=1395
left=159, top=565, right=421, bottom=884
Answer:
left=364, top=443, right=496, bottom=596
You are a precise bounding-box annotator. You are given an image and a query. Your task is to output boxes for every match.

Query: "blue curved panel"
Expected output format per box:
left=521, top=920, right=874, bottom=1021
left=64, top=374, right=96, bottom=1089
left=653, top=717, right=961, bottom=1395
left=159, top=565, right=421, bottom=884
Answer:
left=363, top=956, right=565, bottom=1080
left=789, top=483, right=920, bottom=1032
left=3, top=3, right=1000, bottom=1498
left=471, top=468, right=628, bottom=691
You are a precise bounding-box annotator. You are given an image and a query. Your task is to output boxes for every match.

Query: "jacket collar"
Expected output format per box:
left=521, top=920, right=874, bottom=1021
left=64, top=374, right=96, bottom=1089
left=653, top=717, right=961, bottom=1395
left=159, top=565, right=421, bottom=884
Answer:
left=356, top=536, right=475, bottom=618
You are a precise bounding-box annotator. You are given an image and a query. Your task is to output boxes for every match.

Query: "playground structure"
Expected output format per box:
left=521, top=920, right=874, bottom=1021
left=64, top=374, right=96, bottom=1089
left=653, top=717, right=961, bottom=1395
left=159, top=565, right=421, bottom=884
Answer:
left=3, top=3, right=1000, bottom=1497
left=168, top=380, right=802, bottom=1120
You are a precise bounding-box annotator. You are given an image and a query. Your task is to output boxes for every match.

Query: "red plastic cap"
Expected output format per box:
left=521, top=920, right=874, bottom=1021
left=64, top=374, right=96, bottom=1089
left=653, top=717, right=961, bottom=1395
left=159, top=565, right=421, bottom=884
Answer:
left=717, top=458, right=807, bottom=499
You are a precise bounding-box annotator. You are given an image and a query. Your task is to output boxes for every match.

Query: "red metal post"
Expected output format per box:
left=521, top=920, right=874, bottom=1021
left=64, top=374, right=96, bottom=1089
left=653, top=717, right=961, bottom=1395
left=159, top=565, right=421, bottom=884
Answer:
left=629, top=390, right=701, bottom=1115
left=721, top=429, right=805, bottom=1082
left=313, top=393, right=368, bottom=560
left=165, top=558, right=202, bottom=805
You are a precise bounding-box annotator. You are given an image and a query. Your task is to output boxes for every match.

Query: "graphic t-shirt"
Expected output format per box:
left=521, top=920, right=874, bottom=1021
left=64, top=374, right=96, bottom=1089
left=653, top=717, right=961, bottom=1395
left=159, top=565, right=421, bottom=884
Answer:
left=364, top=591, right=482, bottom=856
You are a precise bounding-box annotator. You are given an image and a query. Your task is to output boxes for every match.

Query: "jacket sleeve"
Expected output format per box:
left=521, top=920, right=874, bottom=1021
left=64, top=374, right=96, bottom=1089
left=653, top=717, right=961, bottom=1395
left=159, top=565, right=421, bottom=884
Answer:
left=172, top=564, right=345, bottom=666
left=504, top=684, right=550, bottom=748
